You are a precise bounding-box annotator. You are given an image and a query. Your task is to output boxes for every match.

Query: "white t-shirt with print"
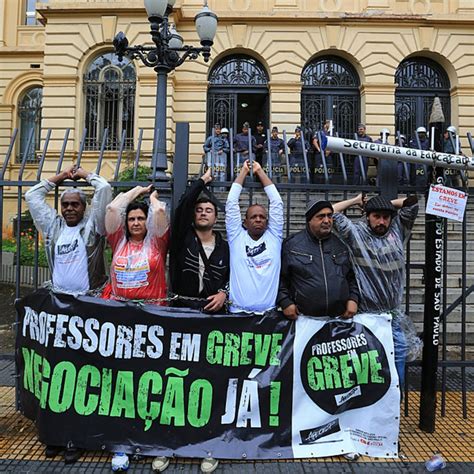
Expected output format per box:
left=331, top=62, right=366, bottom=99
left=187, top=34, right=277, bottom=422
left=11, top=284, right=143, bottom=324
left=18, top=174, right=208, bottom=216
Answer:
left=52, top=225, right=89, bottom=294
left=225, top=183, right=283, bottom=313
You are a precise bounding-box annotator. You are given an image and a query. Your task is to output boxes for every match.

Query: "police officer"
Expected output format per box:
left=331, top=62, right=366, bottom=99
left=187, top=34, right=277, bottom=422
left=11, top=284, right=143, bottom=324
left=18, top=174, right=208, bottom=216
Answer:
left=233, top=121, right=256, bottom=166
left=263, top=126, right=285, bottom=180
left=353, top=123, right=373, bottom=185
left=287, top=127, right=309, bottom=183
left=396, top=134, right=410, bottom=186
left=254, top=121, right=267, bottom=165
left=409, top=126, right=430, bottom=188
left=443, top=125, right=463, bottom=187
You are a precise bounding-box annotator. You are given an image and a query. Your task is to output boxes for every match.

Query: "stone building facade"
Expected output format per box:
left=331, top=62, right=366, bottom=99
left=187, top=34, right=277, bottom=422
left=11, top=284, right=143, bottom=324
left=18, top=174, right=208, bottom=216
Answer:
left=0, top=1, right=473, bottom=228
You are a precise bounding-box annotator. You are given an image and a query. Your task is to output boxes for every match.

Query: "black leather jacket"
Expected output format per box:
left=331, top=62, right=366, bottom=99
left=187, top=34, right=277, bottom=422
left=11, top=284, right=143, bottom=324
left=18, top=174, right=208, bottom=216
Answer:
left=277, top=228, right=359, bottom=317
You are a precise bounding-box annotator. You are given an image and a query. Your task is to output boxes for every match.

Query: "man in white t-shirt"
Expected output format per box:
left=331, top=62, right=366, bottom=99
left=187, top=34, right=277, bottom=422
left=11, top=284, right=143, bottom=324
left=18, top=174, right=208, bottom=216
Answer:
left=25, top=165, right=111, bottom=463
left=226, top=160, right=283, bottom=313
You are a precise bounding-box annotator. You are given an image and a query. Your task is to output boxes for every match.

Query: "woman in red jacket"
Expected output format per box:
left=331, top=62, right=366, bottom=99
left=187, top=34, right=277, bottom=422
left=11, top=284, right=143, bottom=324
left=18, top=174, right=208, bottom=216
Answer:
left=102, top=184, right=169, bottom=304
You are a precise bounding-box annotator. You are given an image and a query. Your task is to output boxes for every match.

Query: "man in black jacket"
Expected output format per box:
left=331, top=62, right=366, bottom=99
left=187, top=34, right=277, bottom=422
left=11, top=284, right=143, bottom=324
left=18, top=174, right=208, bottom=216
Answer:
left=170, top=168, right=229, bottom=312
left=277, top=200, right=359, bottom=319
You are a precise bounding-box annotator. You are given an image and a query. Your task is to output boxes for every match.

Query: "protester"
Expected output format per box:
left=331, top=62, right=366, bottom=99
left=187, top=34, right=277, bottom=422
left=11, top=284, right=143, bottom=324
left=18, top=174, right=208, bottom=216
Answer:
left=100, top=185, right=169, bottom=470
left=169, top=168, right=229, bottom=313
left=25, top=165, right=112, bottom=463
left=102, top=185, right=169, bottom=305
left=331, top=193, right=419, bottom=461
left=278, top=200, right=359, bottom=319
left=225, top=160, right=283, bottom=313
left=332, top=194, right=419, bottom=386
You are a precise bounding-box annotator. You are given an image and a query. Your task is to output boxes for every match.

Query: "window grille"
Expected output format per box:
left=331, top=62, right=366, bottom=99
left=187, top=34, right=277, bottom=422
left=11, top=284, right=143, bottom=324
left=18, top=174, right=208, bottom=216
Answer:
left=209, top=55, right=268, bottom=86
left=83, top=52, right=136, bottom=151
left=301, top=56, right=360, bottom=138
left=395, top=58, right=451, bottom=139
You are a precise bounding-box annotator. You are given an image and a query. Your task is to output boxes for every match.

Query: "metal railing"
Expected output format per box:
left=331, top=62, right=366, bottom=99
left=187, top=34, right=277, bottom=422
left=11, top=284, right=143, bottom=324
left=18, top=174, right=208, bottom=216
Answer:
left=1, top=123, right=473, bottom=424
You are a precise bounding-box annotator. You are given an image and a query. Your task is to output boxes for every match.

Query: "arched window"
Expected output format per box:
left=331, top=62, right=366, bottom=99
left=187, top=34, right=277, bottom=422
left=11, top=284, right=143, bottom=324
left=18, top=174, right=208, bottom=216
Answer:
left=301, top=56, right=360, bottom=138
left=83, top=52, right=136, bottom=151
left=207, top=55, right=269, bottom=134
left=395, top=58, right=450, bottom=139
left=18, top=86, right=43, bottom=162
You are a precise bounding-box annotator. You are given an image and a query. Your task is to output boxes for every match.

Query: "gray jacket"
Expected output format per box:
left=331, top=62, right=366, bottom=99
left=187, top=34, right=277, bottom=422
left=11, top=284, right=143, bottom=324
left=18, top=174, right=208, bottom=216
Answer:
left=25, top=174, right=112, bottom=292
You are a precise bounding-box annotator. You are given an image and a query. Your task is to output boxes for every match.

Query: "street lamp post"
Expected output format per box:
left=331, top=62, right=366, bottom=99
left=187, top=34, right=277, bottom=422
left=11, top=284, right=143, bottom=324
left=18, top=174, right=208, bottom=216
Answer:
left=113, top=0, right=218, bottom=181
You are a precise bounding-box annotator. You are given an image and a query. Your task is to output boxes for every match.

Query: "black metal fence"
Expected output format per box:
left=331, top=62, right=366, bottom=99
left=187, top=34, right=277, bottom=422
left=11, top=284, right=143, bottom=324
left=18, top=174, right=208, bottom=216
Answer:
left=1, top=123, right=473, bottom=426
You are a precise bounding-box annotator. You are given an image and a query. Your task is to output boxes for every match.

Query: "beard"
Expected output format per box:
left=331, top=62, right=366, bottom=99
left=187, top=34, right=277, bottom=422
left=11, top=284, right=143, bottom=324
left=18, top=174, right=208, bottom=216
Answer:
left=371, top=224, right=389, bottom=236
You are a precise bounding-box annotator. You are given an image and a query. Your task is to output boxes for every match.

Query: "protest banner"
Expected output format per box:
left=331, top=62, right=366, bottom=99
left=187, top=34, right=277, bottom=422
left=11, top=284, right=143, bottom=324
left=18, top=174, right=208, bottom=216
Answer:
left=15, top=290, right=400, bottom=459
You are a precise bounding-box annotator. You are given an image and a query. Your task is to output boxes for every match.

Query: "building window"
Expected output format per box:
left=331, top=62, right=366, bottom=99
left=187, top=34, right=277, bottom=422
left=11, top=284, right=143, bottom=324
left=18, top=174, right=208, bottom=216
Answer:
left=25, top=0, right=48, bottom=26
left=395, top=58, right=450, bottom=139
left=301, top=56, right=360, bottom=139
left=18, top=87, right=43, bottom=163
left=207, top=55, right=269, bottom=135
left=83, top=52, right=136, bottom=151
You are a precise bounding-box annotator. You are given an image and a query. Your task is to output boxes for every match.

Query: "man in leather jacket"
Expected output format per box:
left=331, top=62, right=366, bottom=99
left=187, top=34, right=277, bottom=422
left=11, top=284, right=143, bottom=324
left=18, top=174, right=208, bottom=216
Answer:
left=277, top=200, right=359, bottom=319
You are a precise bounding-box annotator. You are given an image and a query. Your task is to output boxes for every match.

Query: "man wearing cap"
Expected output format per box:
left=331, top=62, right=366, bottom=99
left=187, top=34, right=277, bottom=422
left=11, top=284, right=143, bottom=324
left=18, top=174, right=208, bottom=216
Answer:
left=287, top=127, right=309, bottom=182
left=170, top=168, right=229, bottom=313
left=277, top=200, right=359, bottom=319
left=225, top=160, right=283, bottom=313
left=203, top=123, right=230, bottom=184
left=254, top=121, right=267, bottom=165
left=353, top=124, right=373, bottom=185
left=332, top=193, right=419, bottom=386
left=264, top=127, right=285, bottom=180
left=203, top=123, right=229, bottom=156
left=312, top=120, right=334, bottom=182
left=233, top=122, right=257, bottom=163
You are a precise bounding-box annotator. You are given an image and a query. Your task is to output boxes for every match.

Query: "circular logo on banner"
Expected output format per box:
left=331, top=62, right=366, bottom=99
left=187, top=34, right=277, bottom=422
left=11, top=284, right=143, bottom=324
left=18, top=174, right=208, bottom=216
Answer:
left=300, top=320, right=391, bottom=415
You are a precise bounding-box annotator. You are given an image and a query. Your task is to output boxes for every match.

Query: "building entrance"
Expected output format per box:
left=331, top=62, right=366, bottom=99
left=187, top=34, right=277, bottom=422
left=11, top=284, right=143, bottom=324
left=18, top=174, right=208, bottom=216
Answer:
left=206, top=54, right=269, bottom=136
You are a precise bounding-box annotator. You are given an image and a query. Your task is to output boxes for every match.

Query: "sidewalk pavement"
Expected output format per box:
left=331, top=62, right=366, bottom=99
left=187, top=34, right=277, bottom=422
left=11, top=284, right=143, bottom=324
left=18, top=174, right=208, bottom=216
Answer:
left=0, top=357, right=472, bottom=473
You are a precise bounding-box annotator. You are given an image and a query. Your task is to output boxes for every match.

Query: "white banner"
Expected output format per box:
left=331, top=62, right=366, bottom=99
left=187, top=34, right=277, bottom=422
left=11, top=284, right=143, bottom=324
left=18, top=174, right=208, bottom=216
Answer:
left=426, top=185, right=468, bottom=222
left=292, top=313, right=400, bottom=458
left=326, top=136, right=474, bottom=171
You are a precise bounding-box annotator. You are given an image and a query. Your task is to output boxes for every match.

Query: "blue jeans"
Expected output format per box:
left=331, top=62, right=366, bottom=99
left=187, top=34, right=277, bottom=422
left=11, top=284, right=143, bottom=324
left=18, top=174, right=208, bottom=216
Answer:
left=392, top=315, right=407, bottom=390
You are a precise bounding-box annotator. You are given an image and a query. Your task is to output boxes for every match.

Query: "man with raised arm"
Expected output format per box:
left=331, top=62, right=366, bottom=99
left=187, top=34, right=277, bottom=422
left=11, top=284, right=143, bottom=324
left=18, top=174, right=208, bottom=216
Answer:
left=24, top=165, right=112, bottom=464
left=225, top=160, right=283, bottom=313
left=332, top=193, right=419, bottom=386
left=170, top=168, right=229, bottom=313
left=25, top=165, right=112, bottom=296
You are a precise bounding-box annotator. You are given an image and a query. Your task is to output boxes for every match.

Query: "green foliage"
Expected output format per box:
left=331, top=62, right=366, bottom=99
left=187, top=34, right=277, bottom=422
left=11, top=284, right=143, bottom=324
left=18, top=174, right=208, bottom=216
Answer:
left=2, top=232, right=48, bottom=268
left=114, top=165, right=151, bottom=196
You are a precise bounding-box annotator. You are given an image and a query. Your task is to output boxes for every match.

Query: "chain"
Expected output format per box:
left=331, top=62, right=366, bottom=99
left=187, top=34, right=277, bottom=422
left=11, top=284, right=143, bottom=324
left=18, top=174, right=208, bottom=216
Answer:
left=44, top=283, right=277, bottom=314
left=96, top=291, right=278, bottom=314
